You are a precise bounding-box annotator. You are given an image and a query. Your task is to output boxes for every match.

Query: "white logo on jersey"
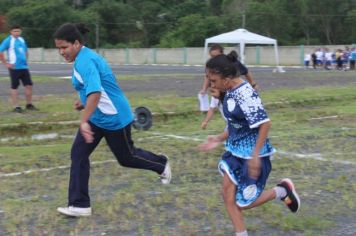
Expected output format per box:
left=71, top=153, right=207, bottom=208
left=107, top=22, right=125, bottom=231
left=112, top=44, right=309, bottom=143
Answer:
left=227, top=98, right=235, bottom=112
left=243, top=184, right=257, bottom=200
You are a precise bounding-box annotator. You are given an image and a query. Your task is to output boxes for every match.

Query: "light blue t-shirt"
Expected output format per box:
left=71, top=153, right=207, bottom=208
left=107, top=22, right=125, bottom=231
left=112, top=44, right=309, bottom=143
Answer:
left=223, top=81, right=276, bottom=159
left=72, top=46, right=134, bottom=130
left=0, top=35, right=28, bottom=69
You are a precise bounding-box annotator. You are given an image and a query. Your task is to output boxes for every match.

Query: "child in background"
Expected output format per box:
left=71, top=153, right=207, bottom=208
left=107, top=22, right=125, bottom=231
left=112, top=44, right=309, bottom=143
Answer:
left=201, top=87, right=226, bottom=129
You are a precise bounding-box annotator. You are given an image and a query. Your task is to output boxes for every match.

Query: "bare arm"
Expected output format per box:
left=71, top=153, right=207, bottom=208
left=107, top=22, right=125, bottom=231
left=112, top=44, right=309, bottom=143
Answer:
left=198, top=129, right=228, bottom=151
left=201, top=107, right=217, bottom=129
left=248, top=121, right=271, bottom=179
left=0, top=52, right=12, bottom=69
left=199, top=76, right=210, bottom=94
left=245, top=71, right=258, bottom=89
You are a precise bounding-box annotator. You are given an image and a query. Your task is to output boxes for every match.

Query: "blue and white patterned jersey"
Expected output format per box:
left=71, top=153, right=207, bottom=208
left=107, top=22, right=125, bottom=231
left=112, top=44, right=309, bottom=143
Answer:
left=223, top=81, right=275, bottom=159
left=72, top=46, right=134, bottom=130
left=0, top=35, right=28, bottom=69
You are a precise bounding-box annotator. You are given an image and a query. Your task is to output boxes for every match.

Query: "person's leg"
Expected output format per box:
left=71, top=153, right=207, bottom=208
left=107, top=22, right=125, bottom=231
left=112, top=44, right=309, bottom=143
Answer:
left=9, top=69, right=21, bottom=109
left=68, top=126, right=103, bottom=207
left=241, top=188, right=276, bottom=210
left=104, top=124, right=167, bottom=174
left=10, top=89, right=19, bottom=107
left=24, top=85, right=33, bottom=105
left=21, top=69, right=37, bottom=109
left=222, top=175, right=246, bottom=233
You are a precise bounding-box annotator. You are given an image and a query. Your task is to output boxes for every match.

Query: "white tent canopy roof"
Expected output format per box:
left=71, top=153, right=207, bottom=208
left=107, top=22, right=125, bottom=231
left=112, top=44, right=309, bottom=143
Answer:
left=205, top=28, right=276, bottom=45
left=204, top=28, right=281, bottom=69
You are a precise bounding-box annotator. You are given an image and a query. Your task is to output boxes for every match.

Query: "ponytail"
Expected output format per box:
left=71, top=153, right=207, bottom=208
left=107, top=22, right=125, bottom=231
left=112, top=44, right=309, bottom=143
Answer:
left=227, top=50, right=238, bottom=62
left=206, top=54, right=239, bottom=78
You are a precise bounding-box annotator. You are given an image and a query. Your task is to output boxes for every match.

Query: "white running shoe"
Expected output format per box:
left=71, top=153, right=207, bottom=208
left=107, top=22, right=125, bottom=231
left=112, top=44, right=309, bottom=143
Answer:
left=57, top=206, right=92, bottom=217
left=160, top=156, right=171, bottom=184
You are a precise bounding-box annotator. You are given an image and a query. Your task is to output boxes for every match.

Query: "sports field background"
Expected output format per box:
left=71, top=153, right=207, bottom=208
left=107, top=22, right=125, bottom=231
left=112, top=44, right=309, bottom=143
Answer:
left=0, top=68, right=355, bottom=235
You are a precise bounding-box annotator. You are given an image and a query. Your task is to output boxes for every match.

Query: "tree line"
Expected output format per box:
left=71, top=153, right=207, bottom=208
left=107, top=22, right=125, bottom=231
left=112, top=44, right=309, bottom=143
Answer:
left=0, top=0, right=355, bottom=49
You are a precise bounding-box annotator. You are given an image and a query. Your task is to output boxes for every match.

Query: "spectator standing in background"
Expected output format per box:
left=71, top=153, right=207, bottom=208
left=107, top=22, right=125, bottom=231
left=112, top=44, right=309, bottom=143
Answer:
left=349, top=48, right=356, bottom=70
left=311, top=51, right=317, bottom=69
left=335, top=49, right=344, bottom=70
left=0, top=24, right=37, bottom=112
left=304, top=53, right=311, bottom=69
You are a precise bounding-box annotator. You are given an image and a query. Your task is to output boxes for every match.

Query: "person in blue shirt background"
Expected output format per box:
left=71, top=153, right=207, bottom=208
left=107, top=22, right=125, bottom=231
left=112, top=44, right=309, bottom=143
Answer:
left=0, top=24, right=37, bottom=112
left=199, top=54, right=300, bottom=236
left=54, top=23, right=171, bottom=217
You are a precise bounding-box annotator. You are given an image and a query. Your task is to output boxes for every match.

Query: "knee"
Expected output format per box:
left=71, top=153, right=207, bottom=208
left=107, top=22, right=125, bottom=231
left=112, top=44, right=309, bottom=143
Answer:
left=115, top=154, right=134, bottom=167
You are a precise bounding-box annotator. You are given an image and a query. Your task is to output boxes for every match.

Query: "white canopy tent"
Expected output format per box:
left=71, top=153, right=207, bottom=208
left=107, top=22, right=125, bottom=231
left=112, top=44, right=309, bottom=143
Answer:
left=204, top=28, right=284, bottom=72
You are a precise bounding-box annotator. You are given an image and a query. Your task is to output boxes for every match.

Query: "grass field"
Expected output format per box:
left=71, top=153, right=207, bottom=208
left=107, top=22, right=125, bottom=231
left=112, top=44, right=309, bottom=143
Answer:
left=0, top=79, right=355, bottom=235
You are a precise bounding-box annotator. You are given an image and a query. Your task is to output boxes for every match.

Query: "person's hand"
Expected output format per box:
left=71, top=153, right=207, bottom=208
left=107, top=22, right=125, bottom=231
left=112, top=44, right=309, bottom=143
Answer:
left=74, top=100, right=84, bottom=111
left=201, top=120, right=208, bottom=129
left=252, top=83, right=260, bottom=91
left=80, top=122, right=94, bottom=143
left=6, top=63, right=13, bottom=69
left=198, top=135, right=221, bottom=151
left=209, top=87, right=220, bottom=99
left=199, top=89, right=207, bottom=95
left=247, top=156, right=261, bottom=180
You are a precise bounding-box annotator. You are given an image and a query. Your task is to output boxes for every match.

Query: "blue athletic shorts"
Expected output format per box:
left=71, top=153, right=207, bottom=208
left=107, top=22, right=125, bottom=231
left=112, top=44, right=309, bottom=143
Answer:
left=218, top=151, right=272, bottom=207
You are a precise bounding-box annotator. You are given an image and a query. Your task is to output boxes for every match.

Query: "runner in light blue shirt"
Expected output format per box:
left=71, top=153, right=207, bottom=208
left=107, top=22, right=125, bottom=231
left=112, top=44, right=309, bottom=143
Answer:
left=54, top=23, right=171, bottom=217
left=0, top=24, right=37, bottom=112
left=72, top=45, right=133, bottom=130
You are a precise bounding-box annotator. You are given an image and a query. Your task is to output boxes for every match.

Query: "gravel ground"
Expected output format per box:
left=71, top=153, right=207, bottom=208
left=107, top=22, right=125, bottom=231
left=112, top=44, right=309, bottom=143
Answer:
left=0, top=68, right=356, bottom=99
left=0, top=67, right=355, bottom=235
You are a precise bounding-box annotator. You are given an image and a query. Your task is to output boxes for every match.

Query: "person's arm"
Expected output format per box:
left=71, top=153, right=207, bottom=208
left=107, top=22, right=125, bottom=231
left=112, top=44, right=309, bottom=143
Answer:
left=245, top=71, right=258, bottom=90
left=198, top=129, right=228, bottom=152
left=74, top=100, right=84, bottom=111
left=199, top=75, right=210, bottom=94
left=80, top=92, right=101, bottom=143
left=0, top=52, right=12, bottom=69
left=201, top=107, right=217, bottom=129
left=248, top=121, right=271, bottom=179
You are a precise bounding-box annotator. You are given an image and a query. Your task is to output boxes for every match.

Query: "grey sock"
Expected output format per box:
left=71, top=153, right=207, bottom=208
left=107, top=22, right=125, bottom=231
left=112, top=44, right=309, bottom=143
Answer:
left=274, top=186, right=287, bottom=199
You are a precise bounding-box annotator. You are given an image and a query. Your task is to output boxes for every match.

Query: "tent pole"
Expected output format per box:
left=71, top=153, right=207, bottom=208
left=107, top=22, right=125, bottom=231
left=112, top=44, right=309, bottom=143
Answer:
left=203, top=41, right=209, bottom=63
left=240, top=42, right=245, bottom=64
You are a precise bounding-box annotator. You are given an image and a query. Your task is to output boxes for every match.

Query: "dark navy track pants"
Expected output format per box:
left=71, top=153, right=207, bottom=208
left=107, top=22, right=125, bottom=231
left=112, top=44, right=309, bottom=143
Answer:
left=68, top=122, right=167, bottom=208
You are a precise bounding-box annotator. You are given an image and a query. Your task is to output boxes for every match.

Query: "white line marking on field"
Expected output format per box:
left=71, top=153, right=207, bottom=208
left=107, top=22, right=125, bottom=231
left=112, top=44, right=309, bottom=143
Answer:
left=0, top=160, right=115, bottom=178
left=1, top=132, right=355, bottom=178
left=310, top=115, right=338, bottom=120
left=0, top=120, right=79, bottom=128
left=150, top=132, right=203, bottom=141
left=277, top=151, right=356, bottom=165
left=151, top=132, right=356, bottom=165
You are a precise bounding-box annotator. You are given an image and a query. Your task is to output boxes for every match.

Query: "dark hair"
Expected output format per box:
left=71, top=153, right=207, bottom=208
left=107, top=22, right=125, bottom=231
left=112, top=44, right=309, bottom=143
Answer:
left=53, top=23, right=90, bottom=44
left=219, top=91, right=226, bottom=103
left=227, top=50, right=238, bottom=62
left=209, top=44, right=224, bottom=53
left=10, top=24, right=21, bottom=30
left=206, top=54, right=239, bottom=78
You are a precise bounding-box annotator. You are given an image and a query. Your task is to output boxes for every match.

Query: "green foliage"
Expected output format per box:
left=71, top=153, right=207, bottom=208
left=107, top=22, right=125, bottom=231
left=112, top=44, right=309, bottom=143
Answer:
left=6, top=0, right=82, bottom=47
left=1, top=0, right=356, bottom=47
left=0, top=33, right=7, bottom=42
left=159, top=14, right=224, bottom=47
